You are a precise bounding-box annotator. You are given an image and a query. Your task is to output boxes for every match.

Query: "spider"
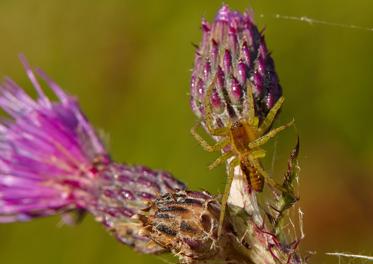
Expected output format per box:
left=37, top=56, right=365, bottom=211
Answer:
left=191, top=80, right=294, bottom=236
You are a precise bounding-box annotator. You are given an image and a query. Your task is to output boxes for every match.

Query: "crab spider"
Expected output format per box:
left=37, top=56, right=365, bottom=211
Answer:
left=191, top=80, right=294, bottom=236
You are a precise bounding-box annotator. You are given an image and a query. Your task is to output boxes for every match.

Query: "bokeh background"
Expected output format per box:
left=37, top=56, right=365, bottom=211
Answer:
left=0, top=0, right=372, bottom=263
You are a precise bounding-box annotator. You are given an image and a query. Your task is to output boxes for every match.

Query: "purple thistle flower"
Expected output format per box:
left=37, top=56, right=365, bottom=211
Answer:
left=190, top=5, right=282, bottom=126
left=0, top=55, right=185, bottom=253
left=0, top=55, right=108, bottom=222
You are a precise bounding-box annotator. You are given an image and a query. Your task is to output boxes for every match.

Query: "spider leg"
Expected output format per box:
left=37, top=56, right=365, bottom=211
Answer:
left=258, top=96, right=285, bottom=135
left=250, top=149, right=266, bottom=159
left=203, top=123, right=227, bottom=137
left=203, top=78, right=227, bottom=136
left=246, top=83, right=259, bottom=127
left=190, top=123, right=229, bottom=153
left=218, top=158, right=240, bottom=237
left=208, top=151, right=233, bottom=170
left=248, top=119, right=295, bottom=149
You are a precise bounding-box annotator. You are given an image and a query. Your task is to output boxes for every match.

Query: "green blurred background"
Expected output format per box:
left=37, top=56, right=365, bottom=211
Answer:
left=0, top=0, right=372, bottom=263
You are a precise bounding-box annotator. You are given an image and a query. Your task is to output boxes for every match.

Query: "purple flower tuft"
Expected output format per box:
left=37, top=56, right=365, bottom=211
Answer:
left=190, top=4, right=282, bottom=126
left=0, top=55, right=108, bottom=222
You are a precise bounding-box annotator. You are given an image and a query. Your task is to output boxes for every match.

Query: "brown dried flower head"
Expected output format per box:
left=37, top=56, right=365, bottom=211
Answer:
left=139, top=190, right=253, bottom=263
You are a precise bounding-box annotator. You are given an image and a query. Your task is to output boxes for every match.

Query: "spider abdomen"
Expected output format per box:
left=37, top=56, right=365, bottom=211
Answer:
left=240, top=160, right=264, bottom=192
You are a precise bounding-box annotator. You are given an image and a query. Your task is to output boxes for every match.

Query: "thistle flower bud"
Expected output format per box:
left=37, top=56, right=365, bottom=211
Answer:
left=190, top=5, right=282, bottom=126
